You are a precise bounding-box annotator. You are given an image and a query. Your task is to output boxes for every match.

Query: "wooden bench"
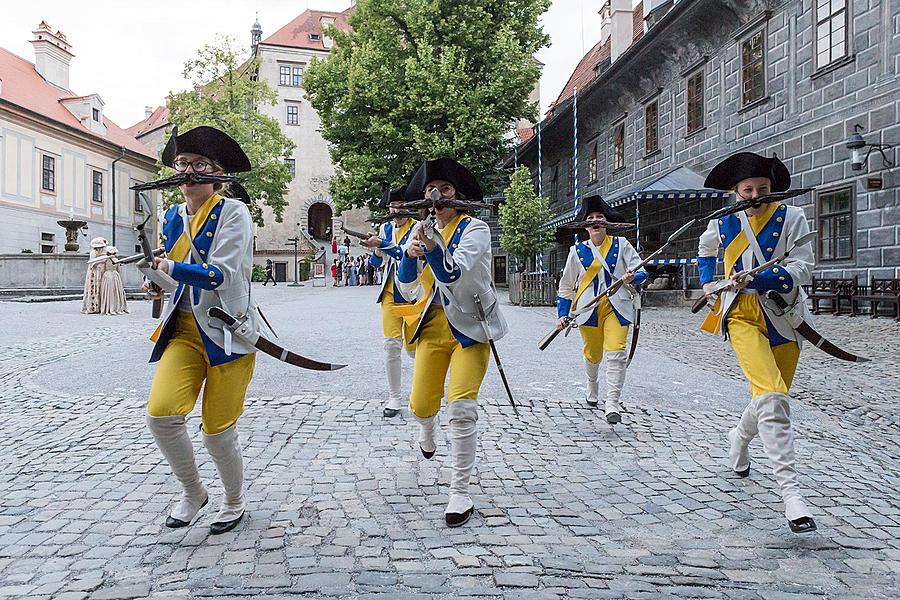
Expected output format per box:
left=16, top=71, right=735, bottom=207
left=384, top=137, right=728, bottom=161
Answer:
left=807, top=277, right=856, bottom=315
left=852, top=278, right=900, bottom=320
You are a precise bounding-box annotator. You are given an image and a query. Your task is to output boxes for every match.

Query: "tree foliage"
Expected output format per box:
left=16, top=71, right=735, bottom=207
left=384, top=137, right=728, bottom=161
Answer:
left=499, top=166, right=553, bottom=264
left=304, top=0, right=550, bottom=211
left=164, top=38, right=295, bottom=226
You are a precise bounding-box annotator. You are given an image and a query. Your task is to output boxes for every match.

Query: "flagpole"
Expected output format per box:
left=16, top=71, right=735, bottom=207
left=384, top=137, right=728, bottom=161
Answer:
left=573, top=87, right=579, bottom=244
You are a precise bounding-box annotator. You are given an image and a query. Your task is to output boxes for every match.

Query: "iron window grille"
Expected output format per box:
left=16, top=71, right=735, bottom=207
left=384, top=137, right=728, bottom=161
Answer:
left=817, top=187, right=854, bottom=261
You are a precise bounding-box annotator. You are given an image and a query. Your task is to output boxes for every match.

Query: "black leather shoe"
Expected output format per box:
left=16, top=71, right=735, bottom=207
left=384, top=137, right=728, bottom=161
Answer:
left=419, top=444, right=435, bottom=460
left=383, top=407, right=400, bottom=418
left=165, top=497, right=208, bottom=528
left=735, top=464, right=751, bottom=478
left=210, top=511, right=244, bottom=535
left=788, top=516, right=817, bottom=534
left=606, top=411, right=621, bottom=425
left=445, top=507, right=474, bottom=528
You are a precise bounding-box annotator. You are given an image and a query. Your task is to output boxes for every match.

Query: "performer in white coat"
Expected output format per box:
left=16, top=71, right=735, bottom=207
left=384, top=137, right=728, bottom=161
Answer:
left=82, top=237, right=108, bottom=314
left=396, top=158, right=508, bottom=527
left=697, top=151, right=816, bottom=534
left=139, top=126, right=260, bottom=535
left=555, top=195, right=648, bottom=424
left=362, top=187, right=418, bottom=417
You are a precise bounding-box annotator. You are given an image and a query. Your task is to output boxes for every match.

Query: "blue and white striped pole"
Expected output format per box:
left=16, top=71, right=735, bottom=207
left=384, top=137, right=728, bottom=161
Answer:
left=572, top=87, right=579, bottom=244
left=537, top=120, right=543, bottom=198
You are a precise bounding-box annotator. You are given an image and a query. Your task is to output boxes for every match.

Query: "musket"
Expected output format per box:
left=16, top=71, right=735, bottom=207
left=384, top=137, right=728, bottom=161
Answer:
left=367, top=210, right=419, bottom=224
left=704, top=188, right=814, bottom=221
left=538, top=219, right=697, bottom=351
left=691, top=230, right=818, bottom=314
left=473, top=294, right=518, bottom=416
left=558, top=218, right=635, bottom=232
left=130, top=172, right=244, bottom=191
left=135, top=192, right=164, bottom=318
left=400, top=196, right=493, bottom=212
left=87, top=248, right=164, bottom=266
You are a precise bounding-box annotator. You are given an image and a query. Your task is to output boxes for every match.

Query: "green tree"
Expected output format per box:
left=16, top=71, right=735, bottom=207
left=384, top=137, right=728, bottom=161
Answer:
left=304, top=0, right=550, bottom=212
left=164, top=38, right=295, bottom=226
left=499, top=165, right=553, bottom=269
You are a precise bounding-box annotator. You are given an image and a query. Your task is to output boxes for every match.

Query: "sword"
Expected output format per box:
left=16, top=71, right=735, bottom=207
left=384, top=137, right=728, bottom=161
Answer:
left=473, top=294, right=518, bottom=416
left=763, top=292, right=870, bottom=362
left=207, top=306, right=347, bottom=371
left=538, top=219, right=696, bottom=351
left=135, top=193, right=164, bottom=318
left=692, top=230, right=818, bottom=314
left=87, top=248, right=164, bottom=266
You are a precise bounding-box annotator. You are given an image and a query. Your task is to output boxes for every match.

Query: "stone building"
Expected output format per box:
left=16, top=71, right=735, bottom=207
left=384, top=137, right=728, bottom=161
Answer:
left=0, top=22, right=158, bottom=258
left=509, top=0, right=899, bottom=285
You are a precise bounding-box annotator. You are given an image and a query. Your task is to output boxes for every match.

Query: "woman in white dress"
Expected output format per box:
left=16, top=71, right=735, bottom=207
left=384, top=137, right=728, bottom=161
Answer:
left=99, top=246, right=129, bottom=315
left=81, top=237, right=108, bottom=314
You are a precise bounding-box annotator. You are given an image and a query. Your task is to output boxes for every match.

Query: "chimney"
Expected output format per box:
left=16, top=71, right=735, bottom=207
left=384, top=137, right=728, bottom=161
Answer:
left=609, top=0, right=634, bottom=63
left=145, top=106, right=154, bottom=119
left=30, top=21, right=74, bottom=90
left=599, top=1, right=612, bottom=45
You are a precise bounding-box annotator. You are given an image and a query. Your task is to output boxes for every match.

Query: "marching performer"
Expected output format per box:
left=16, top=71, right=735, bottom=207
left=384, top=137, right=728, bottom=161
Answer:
left=362, top=187, right=418, bottom=417
left=697, top=151, right=817, bottom=534
left=555, top=195, right=648, bottom=424
left=139, top=126, right=258, bottom=535
left=396, top=158, right=508, bottom=527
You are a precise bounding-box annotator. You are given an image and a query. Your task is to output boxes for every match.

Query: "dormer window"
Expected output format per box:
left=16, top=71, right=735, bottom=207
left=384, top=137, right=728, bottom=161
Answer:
left=92, top=107, right=100, bottom=122
left=308, top=33, right=321, bottom=41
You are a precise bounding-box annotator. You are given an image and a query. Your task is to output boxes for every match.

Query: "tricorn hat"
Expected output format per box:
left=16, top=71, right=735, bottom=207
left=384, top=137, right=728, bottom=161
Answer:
left=405, top=157, right=484, bottom=203
left=576, top=194, right=624, bottom=223
left=378, top=186, right=406, bottom=209
left=227, top=182, right=252, bottom=205
left=704, top=152, right=791, bottom=192
left=90, top=237, right=108, bottom=249
left=161, top=126, right=252, bottom=173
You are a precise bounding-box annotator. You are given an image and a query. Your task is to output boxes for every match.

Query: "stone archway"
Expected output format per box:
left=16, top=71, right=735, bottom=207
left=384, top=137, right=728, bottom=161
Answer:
left=307, top=202, right=333, bottom=241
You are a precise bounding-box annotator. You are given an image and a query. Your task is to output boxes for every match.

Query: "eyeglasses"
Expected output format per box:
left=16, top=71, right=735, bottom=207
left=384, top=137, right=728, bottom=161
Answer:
left=173, top=159, right=216, bottom=173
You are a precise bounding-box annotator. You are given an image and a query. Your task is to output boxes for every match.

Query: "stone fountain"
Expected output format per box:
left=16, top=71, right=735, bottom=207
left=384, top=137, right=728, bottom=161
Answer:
left=57, top=218, right=88, bottom=252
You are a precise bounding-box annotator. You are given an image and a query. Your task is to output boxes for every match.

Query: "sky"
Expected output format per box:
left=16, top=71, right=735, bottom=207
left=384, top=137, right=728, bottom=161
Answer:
left=0, top=0, right=604, bottom=129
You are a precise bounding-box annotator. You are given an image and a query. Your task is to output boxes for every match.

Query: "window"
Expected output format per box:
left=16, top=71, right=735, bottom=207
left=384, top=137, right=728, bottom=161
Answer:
left=92, top=108, right=100, bottom=122
left=292, top=66, right=304, bottom=86
left=40, top=232, right=55, bottom=254
left=92, top=170, right=103, bottom=203
left=741, top=29, right=766, bottom=105
left=644, top=101, right=659, bottom=155
left=687, top=71, right=705, bottom=134
left=279, top=65, right=291, bottom=86
left=41, top=155, right=55, bottom=192
left=588, top=144, right=598, bottom=182
left=818, top=188, right=853, bottom=260
left=285, top=158, right=296, bottom=178
left=135, top=244, right=142, bottom=254
left=815, top=0, right=848, bottom=69
left=612, top=123, right=625, bottom=171
left=565, top=157, right=576, bottom=195
left=550, top=165, right=559, bottom=202
left=134, top=188, right=143, bottom=213
left=280, top=64, right=304, bottom=87
left=309, top=33, right=321, bottom=41
left=286, top=104, right=299, bottom=125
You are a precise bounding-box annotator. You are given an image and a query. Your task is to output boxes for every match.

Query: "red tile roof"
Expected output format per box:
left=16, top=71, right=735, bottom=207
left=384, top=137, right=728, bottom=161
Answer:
left=261, top=8, right=353, bottom=51
left=516, top=127, right=535, bottom=144
left=126, top=106, right=169, bottom=138
left=0, top=47, right=155, bottom=159
left=551, top=38, right=611, bottom=110
left=633, top=2, right=645, bottom=42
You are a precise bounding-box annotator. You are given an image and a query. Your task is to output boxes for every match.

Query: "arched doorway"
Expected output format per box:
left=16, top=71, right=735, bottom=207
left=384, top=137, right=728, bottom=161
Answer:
left=307, top=202, right=333, bottom=241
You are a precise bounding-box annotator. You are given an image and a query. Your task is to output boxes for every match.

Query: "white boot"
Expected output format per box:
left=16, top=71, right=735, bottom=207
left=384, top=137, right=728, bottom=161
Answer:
left=754, top=392, right=815, bottom=531
left=414, top=412, right=437, bottom=459
left=146, top=415, right=209, bottom=527
left=383, top=337, right=404, bottom=417
left=728, top=401, right=758, bottom=476
left=445, top=399, right=478, bottom=527
left=584, top=358, right=600, bottom=406
left=604, top=350, right=627, bottom=424
left=202, top=424, right=246, bottom=535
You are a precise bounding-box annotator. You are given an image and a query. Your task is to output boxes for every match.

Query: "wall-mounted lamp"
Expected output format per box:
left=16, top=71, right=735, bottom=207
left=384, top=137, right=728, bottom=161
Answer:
left=846, top=124, right=895, bottom=171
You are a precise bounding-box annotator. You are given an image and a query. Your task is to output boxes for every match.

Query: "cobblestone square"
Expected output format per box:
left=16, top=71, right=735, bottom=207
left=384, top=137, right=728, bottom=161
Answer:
left=0, top=285, right=897, bottom=599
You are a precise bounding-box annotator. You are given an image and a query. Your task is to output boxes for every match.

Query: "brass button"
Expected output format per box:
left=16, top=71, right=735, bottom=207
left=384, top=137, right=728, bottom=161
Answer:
left=237, top=311, right=243, bottom=318
left=773, top=232, right=779, bottom=237
left=779, top=276, right=785, bottom=281
left=718, top=220, right=724, bottom=225
left=209, top=271, right=215, bottom=277
left=211, top=281, right=217, bottom=286
left=782, top=284, right=789, bottom=289
left=163, top=218, right=168, bottom=225
left=206, top=232, right=213, bottom=238
left=767, top=248, right=773, bottom=252
left=776, top=217, right=783, bottom=222
left=161, top=235, right=167, bottom=241
left=200, top=249, right=206, bottom=255
left=773, top=267, right=779, bottom=273
left=210, top=214, right=217, bottom=220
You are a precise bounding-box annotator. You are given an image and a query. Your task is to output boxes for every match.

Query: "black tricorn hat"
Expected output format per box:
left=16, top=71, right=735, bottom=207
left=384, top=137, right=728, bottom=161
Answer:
left=162, top=126, right=252, bottom=173
left=227, top=182, right=251, bottom=205
left=576, top=194, right=624, bottom=223
left=704, top=152, right=791, bottom=192
left=405, top=157, right=484, bottom=203
left=378, top=186, right=406, bottom=209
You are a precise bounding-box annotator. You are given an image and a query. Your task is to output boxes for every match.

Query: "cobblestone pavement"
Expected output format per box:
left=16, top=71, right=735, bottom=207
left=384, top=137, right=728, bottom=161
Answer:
left=0, top=285, right=897, bottom=599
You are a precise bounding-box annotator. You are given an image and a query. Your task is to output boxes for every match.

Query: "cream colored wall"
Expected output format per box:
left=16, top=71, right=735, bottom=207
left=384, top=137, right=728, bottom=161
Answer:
left=0, top=114, right=158, bottom=254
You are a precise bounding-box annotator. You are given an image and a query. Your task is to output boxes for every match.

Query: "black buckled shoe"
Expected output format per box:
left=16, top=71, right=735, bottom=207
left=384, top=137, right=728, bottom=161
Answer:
left=788, top=516, right=817, bottom=534
left=383, top=407, right=400, bottom=418
left=735, top=464, right=751, bottom=478
left=445, top=507, right=474, bottom=528
left=209, top=511, right=244, bottom=535
left=165, top=497, right=208, bottom=528
left=419, top=444, right=435, bottom=460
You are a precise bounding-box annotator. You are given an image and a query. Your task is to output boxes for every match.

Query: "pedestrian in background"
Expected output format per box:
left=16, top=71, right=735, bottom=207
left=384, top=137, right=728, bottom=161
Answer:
left=262, top=258, right=277, bottom=286
left=331, top=236, right=338, bottom=255
left=331, top=259, right=338, bottom=287
left=335, top=259, right=343, bottom=287
left=350, top=257, right=359, bottom=286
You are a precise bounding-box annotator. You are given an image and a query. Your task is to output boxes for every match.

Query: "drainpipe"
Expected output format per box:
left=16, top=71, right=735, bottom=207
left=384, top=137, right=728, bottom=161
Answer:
left=111, top=146, right=126, bottom=246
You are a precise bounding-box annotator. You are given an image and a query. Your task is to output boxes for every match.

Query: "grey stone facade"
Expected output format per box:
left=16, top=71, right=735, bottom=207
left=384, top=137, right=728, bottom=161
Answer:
left=512, top=0, right=899, bottom=283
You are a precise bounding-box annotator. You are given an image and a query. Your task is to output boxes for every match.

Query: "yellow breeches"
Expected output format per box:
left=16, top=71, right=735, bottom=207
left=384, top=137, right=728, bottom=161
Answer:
left=409, top=307, right=490, bottom=418
left=147, top=312, right=256, bottom=434
left=380, top=281, right=404, bottom=340
left=579, top=297, right=629, bottom=364
left=726, top=294, right=800, bottom=398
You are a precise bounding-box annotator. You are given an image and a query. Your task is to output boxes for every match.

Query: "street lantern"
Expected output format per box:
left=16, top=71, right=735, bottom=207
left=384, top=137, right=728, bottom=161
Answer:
left=846, top=124, right=895, bottom=171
